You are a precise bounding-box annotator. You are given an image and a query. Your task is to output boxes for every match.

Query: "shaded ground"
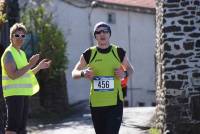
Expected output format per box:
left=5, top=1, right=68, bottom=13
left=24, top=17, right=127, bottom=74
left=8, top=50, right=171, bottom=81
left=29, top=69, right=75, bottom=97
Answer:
left=27, top=101, right=155, bottom=134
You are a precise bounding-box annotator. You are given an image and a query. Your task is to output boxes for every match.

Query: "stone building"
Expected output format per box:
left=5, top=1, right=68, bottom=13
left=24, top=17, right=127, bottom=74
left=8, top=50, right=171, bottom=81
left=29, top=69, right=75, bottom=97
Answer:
left=156, top=0, right=200, bottom=133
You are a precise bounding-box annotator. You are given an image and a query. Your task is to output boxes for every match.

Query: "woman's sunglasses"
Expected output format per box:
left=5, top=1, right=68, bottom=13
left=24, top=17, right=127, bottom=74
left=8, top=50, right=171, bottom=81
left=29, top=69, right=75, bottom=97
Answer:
left=14, top=34, right=26, bottom=38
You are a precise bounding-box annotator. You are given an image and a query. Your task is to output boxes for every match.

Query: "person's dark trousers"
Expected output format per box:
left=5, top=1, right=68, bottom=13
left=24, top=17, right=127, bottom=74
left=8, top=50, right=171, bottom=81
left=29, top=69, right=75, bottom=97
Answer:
left=90, top=101, right=123, bottom=134
left=122, top=86, right=127, bottom=98
left=0, top=85, right=6, bottom=134
left=5, top=96, right=29, bottom=134
left=122, top=86, right=129, bottom=107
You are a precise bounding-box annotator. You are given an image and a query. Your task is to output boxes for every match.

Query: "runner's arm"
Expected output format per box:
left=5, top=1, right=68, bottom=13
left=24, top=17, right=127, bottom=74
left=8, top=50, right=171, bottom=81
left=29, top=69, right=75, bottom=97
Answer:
left=121, top=55, right=134, bottom=77
left=72, top=54, right=87, bottom=79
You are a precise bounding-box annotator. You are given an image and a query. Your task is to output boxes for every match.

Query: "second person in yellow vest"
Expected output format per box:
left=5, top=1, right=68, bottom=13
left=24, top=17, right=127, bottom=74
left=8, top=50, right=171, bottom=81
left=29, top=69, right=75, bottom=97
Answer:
left=1, top=23, right=51, bottom=134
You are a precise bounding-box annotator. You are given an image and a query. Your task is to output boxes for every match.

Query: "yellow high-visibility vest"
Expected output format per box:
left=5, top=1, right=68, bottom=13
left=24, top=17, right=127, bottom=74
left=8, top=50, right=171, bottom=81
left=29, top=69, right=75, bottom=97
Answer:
left=1, top=45, right=39, bottom=97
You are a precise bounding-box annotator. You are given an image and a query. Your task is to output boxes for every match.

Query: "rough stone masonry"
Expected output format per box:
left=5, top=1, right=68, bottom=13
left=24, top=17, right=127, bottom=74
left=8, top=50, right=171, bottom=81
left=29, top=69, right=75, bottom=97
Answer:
left=155, top=0, right=200, bottom=134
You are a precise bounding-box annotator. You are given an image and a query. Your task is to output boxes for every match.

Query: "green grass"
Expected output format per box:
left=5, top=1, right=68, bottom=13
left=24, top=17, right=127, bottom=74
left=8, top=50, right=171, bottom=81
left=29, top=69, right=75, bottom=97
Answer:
left=149, top=128, right=160, bottom=134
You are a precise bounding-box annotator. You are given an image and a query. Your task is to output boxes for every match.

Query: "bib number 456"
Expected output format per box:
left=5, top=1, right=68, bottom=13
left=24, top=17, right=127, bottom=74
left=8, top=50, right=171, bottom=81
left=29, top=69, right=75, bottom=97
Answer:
left=98, top=80, right=109, bottom=88
left=93, top=76, right=114, bottom=91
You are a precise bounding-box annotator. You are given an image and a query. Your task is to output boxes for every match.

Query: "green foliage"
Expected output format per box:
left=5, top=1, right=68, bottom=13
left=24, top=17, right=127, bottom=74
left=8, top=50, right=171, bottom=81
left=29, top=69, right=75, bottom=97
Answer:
left=21, top=3, right=68, bottom=80
left=20, top=0, right=69, bottom=118
left=0, top=12, right=6, bottom=24
left=149, top=128, right=160, bottom=134
left=0, top=2, right=7, bottom=25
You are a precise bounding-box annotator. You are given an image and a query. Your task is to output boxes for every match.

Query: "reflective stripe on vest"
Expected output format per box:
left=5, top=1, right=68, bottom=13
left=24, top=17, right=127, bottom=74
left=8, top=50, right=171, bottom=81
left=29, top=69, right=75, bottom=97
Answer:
left=2, top=74, right=31, bottom=80
left=3, top=84, right=33, bottom=89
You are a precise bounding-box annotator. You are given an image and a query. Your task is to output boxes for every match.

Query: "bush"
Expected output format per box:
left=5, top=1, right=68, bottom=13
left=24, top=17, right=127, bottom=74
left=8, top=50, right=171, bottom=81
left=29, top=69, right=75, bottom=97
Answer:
left=21, top=1, right=69, bottom=117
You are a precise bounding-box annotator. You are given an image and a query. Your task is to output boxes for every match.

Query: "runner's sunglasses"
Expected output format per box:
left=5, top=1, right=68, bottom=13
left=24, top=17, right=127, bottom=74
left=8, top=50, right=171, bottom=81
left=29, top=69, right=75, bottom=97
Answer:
left=95, top=29, right=109, bottom=34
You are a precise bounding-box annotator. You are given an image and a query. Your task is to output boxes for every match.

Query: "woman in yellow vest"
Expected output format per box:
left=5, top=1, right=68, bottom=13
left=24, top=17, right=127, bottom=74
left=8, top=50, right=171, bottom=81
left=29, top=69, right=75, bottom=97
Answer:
left=72, top=22, right=134, bottom=134
left=1, top=23, right=51, bottom=134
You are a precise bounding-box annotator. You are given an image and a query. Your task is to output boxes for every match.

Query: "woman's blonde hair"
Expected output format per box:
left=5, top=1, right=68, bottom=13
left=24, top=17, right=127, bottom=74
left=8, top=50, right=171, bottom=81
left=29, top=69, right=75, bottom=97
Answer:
left=10, top=23, right=27, bottom=42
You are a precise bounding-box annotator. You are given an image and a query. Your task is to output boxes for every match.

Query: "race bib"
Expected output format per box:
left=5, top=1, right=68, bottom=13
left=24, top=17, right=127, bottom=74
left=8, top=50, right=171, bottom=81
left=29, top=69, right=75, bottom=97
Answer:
left=93, top=76, right=114, bottom=92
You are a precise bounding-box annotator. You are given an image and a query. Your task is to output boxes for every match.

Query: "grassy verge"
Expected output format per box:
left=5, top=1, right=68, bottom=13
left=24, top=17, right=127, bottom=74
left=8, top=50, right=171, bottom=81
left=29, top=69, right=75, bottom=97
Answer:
left=149, top=128, right=160, bottom=134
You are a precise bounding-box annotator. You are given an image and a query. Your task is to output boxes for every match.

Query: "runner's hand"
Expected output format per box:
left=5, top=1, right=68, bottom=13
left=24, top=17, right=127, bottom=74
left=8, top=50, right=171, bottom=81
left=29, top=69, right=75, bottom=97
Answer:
left=83, top=67, right=94, bottom=80
left=114, top=68, right=124, bottom=79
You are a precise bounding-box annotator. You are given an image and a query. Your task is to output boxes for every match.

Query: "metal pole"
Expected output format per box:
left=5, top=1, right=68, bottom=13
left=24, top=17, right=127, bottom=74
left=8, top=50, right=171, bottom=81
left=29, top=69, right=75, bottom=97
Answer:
left=88, top=1, right=98, bottom=47
left=127, top=9, right=134, bottom=106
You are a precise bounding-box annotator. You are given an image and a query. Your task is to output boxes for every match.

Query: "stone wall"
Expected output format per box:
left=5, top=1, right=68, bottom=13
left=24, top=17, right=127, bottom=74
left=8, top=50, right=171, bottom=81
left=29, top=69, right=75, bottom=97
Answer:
left=156, top=0, right=200, bottom=134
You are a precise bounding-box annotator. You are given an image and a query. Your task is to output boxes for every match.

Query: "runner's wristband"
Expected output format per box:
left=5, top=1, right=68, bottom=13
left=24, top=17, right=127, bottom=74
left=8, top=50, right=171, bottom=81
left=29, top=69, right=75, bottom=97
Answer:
left=124, top=71, right=128, bottom=78
left=81, top=70, right=85, bottom=77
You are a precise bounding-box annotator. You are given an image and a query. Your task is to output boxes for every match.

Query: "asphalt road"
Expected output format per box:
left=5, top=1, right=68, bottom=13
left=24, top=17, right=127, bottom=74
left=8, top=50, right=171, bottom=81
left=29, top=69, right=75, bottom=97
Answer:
left=28, top=103, right=155, bottom=134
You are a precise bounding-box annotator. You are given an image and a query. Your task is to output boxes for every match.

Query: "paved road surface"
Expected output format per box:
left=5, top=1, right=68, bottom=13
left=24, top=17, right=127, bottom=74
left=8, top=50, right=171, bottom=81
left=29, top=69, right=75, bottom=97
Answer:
left=28, top=103, right=155, bottom=134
